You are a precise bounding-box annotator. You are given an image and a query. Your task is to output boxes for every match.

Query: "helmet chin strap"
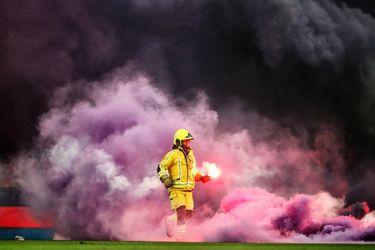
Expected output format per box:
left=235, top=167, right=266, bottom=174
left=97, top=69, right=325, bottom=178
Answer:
left=181, top=145, right=191, bottom=154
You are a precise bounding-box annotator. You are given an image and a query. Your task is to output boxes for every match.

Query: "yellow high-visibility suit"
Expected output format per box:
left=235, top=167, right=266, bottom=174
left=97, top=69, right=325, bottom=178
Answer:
left=157, top=147, right=202, bottom=211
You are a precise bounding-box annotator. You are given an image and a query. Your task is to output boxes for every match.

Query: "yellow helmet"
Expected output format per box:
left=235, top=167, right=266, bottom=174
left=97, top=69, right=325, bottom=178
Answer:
left=174, top=129, right=194, bottom=147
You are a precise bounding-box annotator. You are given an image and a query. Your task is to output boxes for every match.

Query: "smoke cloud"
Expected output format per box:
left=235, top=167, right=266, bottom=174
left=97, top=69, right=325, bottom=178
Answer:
left=13, top=69, right=375, bottom=241
left=1, top=0, right=375, bottom=242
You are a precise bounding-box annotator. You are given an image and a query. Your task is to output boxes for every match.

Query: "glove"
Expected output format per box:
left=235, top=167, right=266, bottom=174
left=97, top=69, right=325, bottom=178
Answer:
left=200, top=175, right=211, bottom=183
left=160, top=174, right=174, bottom=188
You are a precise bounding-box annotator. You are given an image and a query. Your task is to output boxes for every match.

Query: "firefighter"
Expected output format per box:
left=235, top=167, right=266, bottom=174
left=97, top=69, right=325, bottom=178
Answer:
left=157, top=129, right=211, bottom=240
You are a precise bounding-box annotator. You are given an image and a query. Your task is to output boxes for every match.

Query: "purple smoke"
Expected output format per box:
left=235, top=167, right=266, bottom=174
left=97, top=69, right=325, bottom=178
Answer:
left=11, top=68, right=375, bottom=241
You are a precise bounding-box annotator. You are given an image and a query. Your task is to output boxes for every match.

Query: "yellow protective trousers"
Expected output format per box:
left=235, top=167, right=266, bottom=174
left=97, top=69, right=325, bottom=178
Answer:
left=168, top=189, right=194, bottom=211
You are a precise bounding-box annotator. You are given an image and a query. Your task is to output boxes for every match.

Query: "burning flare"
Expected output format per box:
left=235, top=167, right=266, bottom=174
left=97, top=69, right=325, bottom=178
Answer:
left=202, top=161, right=221, bottom=179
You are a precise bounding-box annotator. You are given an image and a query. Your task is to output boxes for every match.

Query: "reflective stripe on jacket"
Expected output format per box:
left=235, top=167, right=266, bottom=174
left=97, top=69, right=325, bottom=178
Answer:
left=157, top=148, right=198, bottom=191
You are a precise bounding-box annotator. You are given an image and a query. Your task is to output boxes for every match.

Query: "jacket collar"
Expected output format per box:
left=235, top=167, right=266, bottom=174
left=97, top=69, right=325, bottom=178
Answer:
left=173, top=144, right=191, bottom=155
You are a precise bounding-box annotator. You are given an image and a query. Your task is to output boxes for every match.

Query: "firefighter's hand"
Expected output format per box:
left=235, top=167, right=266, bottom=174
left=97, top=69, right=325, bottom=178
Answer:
left=163, top=177, right=174, bottom=188
left=160, top=174, right=174, bottom=188
left=201, top=175, right=211, bottom=183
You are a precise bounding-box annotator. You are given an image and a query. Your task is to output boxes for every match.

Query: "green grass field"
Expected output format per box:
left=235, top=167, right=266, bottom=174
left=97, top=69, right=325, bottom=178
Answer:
left=0, top=241, right=374, bottom=250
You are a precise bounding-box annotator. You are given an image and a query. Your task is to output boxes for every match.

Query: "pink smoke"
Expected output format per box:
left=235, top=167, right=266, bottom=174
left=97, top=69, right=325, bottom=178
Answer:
left=14, top=68, right=375, bottom=241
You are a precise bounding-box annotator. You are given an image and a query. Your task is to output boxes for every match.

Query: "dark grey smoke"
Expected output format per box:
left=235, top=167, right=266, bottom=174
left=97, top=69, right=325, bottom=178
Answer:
left=1, top=0, right=375, bottom=210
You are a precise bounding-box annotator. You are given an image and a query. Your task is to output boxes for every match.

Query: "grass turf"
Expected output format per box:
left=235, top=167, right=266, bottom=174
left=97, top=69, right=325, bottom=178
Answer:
left=0, top=241, right=374, bottom=250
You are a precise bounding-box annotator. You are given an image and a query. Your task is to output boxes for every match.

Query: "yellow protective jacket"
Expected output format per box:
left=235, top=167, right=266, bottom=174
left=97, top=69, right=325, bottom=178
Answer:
left=157, top=148, right=200, bottom=191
